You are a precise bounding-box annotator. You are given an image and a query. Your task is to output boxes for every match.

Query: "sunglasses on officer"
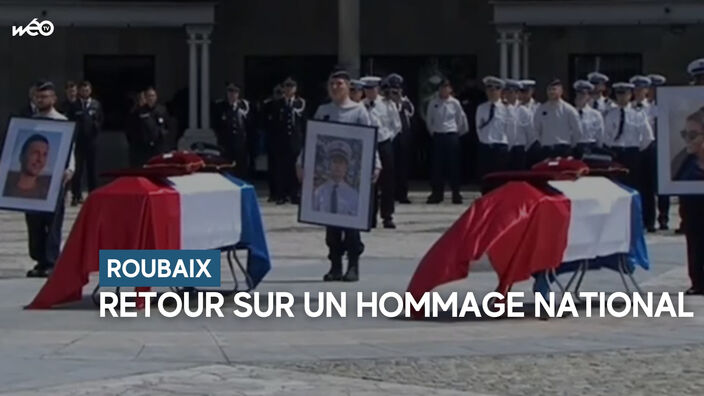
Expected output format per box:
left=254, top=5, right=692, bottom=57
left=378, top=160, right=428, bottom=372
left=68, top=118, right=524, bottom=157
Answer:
left=681, top=129, right=704, bottom=142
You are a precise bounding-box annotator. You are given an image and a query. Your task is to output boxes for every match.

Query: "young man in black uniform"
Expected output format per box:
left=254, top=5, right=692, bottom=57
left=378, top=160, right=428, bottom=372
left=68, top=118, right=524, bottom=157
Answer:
left=270, top=77, right=306, bottom=204
left=126, top=87, right=170, bottom=166
left=66, top=81, right=103, bottom=206
left=213, top=83, right=250, bottom=178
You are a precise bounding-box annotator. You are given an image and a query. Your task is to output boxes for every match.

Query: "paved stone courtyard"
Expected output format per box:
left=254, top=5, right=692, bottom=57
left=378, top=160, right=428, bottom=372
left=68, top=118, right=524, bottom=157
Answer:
left=0, top=189, right=703, bottom=395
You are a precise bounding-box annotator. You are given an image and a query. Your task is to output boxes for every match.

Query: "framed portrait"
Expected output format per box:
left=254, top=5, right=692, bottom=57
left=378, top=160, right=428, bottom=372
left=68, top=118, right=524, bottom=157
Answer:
left=299, top=119, right=378, bottom=231
left=656, top=87, right=704, bottom=195
left=0, top=117, right=76, bottom=212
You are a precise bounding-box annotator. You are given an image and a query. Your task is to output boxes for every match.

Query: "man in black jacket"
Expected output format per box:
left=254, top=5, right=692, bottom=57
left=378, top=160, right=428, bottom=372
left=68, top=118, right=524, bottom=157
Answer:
left=66, top=81, right=103, bottom=205
left=127, top=87, right=170, bottom=167
left=270, top=77, right=306, bottom=204
left=213, top=83, right=250, bottom=179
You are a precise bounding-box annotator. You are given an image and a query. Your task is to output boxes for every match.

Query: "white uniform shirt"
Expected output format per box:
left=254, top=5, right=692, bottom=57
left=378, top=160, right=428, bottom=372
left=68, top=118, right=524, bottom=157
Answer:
left=533, top=99, right=582, bottom=146
left=35, top=108, right=75, bottom=173
left=524, top=98, right=540, bottom=114
left=475, top=100, right=510, bottom=145
left=575, top=106, right=605, bottom=144
left=364, top=96, right=401, bottom=142
left=425, top=95, right=469, bottom=134
left=603, top=104, right=654, bottom=150
left=313, top=180, right=359, bottom=216
left=632, top=99, right=656, bottom=131
left=590, top=95, right=617, bottom=115
left=508, top=103, right=536, bottom=147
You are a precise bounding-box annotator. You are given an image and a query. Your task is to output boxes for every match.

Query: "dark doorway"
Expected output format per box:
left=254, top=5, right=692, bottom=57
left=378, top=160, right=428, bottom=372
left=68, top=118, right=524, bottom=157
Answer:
left=84, top=55, right=155, bottom=130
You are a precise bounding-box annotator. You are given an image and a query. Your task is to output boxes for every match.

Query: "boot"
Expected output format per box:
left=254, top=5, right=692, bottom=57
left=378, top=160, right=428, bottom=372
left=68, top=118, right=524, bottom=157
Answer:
left=343, top=256, right=359, bottom=282
left=323, top=256, right=343, bottom=281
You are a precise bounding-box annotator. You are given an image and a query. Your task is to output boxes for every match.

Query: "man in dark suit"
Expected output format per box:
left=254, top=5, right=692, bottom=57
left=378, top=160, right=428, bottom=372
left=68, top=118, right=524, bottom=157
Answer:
left=213, top=83, right=250, bottom=179
left=65, top=81, right=103, bottom=205
left=126, top=87, right=170, bottom=166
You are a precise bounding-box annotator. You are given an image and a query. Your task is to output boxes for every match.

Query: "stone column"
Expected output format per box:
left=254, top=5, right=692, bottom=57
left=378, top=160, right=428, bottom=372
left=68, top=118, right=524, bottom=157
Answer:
left=338, top=0, right=360, bottom=77
left=511, top=31, right=521, bottom=79
left=522, top=32, right=530, bottom=78
left=186, top=28, right=199, bottom=131
left=498, top=30, right=508, bottom=79
left=200, top=26, right=212, bottom=130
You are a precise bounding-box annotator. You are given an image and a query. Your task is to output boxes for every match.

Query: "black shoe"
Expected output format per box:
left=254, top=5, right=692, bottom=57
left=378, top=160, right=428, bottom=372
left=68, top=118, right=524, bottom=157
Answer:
left=659, top=223, right=669, bottom=231
left=383, top=219, right=396, bottom=229
left=646, top=226, right=657, bottom=233
left=398, top=197, right=412, bottom=204
left=26, top=266, right=50, bottom=278
left=675, top=227, right=685, bottom=235
left=426, top=195, right=443, bottom=204
left=289, top=196, right=300, bottom=205
left=267, top=196, right=276, bottom=203
left=70, top=196, right=82, bottom=207
left=276, top=198, right=287, bottom=205
left=685, top=288, right=704, bottom=295
left=343, top=257, right=359, bottom=282
left=452, top=194, right=463, bottom=204
left=323, top=258, right=343, bottom=281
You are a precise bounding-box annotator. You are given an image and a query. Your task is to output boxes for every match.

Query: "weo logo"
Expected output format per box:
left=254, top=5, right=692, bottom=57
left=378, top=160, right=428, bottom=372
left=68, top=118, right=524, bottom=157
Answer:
left=12, top=18, right=54, bottom=37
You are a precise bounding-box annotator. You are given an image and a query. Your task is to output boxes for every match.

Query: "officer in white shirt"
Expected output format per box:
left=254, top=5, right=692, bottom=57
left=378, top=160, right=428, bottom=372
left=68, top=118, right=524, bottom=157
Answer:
left=648, top=74, right=671, bottom=230
left=475, top=76, right=510, bottom=178
left=689, top=58, right=704, bottom=85
left=630, top=75, right=658, bottom=232
left=588, top=72, right=617, bottom=115
left=534, top=78, right=583, bottom=159
left=350, top=79, right=364, bottom=103
left=504, top=80, right=535, bottom=170
left=425, top=77, right=469, bottom=204
left=572, top=80, right=604, bottom=158
left=386, top=74, right=415, bottom=204
left=518, top=79, right=540, bottom=114
left=362, top=75, right=401, bottom=228
left=604, top=82, right=654, bottom=208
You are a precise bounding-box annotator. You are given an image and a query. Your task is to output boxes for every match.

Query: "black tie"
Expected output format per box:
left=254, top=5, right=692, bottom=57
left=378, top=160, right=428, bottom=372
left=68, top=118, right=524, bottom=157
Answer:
left=479, top=103, right=495, bottom=129
left=330, top=184, right=338, bottom=214
left=593, top=100, right=598, bottom=109
left=615, top=108, right=625, bottom=141
left=579, top=109, right=583, bottom=118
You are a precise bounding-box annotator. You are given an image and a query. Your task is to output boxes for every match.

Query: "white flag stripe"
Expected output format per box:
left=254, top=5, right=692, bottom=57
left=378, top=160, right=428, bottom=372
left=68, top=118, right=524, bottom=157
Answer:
left=168, top=173, right=242, bottom=250
left=549, top=177, right=632, bottom=262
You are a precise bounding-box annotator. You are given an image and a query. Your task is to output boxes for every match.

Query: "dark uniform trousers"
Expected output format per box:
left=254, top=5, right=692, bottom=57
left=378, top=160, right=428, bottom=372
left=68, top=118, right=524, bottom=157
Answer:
left=640, top=143, right=658, bottom=229
left=509, top=146, right=526, bottom=171
left=613, top=147, right=646, bottom=204
left=325, top=227, right=364, bottom=260
left=431, top=133, right=461, bottom=196
left=72, top=137, right=98, bottom=197
left=681, top=196, right=704, bottom=290
left=393, top=130, right=412, bottom=201
left=526, top=142, right=543, bottom=169
left=374, top=139, right=395, bottom=222
left=25, top=192, right=65, bottom=269
left=223, top=134, right=248, bottom=180
left=273, top=134, right=301, bottom=201
left=477, top=143, right=510, bottom=179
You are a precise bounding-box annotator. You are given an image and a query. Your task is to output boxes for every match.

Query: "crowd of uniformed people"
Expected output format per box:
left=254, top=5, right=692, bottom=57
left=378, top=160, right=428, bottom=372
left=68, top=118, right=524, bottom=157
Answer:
left=15, top=58, right=704, bottom=294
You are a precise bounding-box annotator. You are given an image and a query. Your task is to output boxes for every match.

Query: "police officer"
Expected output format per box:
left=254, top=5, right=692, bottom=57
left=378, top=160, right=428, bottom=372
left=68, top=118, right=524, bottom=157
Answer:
left=385, top=74, right=414, bottom=204
left=647, top=74, right=670, bottom=230
left=572, top=80, right=604, bottom=158
left=299, top=69, right=380, bottom=282
left=504, top=80, right=534, bottom=170
left=213, top=83, right=250, bottom=179
left=534, top=79, right=582, bottom=159
left=66, top=81, right=103, bottom=206
left=262, top=84, right=284, bottom=202
left=603, top=82, right=654, bottom=199
left=126, top=86, right=170, bottom=166
left=426, top=77, right=469, bottom=204
left=588, top=72, right=617, bottom=115
left=630, top=75, right=658, bottom=232
left=350, top=79, right=364, bottom=103
left=270, top=77, right=306, bottom=204
left=25, top=81, right=75, bottom=277
left=518, top=79, right=540, bottom=113
left=364, top=75, right=401, bottom=228
left=60, top=81, right=78, bottom=116
left=313, top=141, right=359, bottom=215
left=475, top=76, right=510, bottom=177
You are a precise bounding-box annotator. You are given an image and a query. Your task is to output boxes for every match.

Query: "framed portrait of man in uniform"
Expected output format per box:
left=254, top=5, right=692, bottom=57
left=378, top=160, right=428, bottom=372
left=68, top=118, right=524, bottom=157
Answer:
left=656, top=87, right=704, bottom=194
left=0, top=117, right=76, bottom=212
left=299, top=119, right=377, bottom=230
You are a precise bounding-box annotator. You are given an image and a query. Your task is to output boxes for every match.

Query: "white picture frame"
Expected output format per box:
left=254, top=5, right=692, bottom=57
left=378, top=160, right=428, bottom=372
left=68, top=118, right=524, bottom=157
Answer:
left=0, top=117, right=76, bottom=212
left=656, top=86, right=704, bottom=195
left=299, top=119, right=377, bottom=231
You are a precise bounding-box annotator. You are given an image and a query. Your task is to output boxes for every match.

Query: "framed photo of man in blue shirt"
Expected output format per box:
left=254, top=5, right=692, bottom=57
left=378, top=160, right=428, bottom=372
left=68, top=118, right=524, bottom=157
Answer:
left=299, top=119, right=377, bottom=230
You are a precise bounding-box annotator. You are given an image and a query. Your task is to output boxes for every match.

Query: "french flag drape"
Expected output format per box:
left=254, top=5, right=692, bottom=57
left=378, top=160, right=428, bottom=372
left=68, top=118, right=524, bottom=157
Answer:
left=406, top=176, right=649, bottom=306
left=27, top=173, right=270, bottom=309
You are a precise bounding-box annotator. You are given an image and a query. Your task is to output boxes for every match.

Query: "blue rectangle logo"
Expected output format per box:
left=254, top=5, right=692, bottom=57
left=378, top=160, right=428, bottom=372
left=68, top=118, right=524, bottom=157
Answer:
left=99, top=250, right=221, bottom=287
